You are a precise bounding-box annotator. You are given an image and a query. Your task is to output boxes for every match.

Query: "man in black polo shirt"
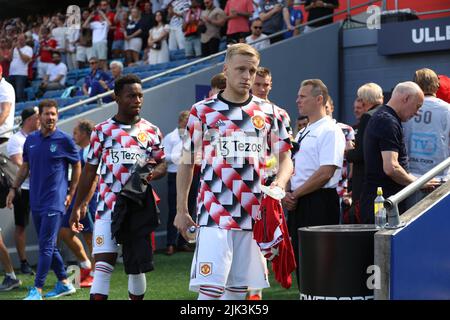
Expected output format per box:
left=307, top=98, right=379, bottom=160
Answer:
left=360, top=81, right=430, bottom=223
left=304, top=0, right=338, bottom=33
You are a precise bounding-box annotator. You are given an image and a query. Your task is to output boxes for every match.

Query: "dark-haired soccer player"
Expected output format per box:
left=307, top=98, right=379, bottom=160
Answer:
left=69, top=74, right=167, bottom=300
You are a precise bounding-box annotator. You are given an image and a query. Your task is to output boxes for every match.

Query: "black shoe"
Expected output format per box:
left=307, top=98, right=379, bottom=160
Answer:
left=20, top=261, right=35, bottom=275
left=0, top=276, right=21, bottom=292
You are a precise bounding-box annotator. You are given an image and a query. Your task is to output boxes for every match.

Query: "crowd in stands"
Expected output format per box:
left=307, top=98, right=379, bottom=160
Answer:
left=0, top=0, right=309, bottom=106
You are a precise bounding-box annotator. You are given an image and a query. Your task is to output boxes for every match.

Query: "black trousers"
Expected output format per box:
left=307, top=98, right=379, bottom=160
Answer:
left=201, top=38, right=220, bottom=57
left=288, top=188, right=340, bottom=288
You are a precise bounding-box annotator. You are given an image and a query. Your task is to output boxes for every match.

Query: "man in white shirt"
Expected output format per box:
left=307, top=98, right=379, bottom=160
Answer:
left=6, top=107, right=40, bottom=276
left=36, top=52, right=68, bottom=98
left=282, top=79, right=345, bottom=290
left=84, top=9, right=111, bottom=70
left=245, top=18, right=270, bottom=51
left=0, top=64, right=15, bottom=144
left=9, top=33, right=33, bottom=102
left=163, top=110, right=196, bottom=255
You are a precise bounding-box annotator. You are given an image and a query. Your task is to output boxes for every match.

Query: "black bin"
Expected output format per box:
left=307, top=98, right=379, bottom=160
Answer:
left=298, top=225, right=377, bottom=300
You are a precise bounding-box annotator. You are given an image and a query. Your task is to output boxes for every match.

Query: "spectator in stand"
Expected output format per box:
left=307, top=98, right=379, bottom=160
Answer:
left=37, top=27, right=57, bottom=79
left=140, top=1, right=156, bottom=51
left=151, top=0, right=172, bottom=13
left=183, top=0, right=202, bottom=59
left=36, top=52, right=67, bottom=98
left=258, top=0, right=285, bottom=44
left=51, top=15, right=67, bottom=66
left=112, top=11, right=127, bottom=59
left=84, top=8, right=111, bottom=71
left=147, top=10, right=170, bottom=65
left=0, top=38, right=12, bottom=79
left=283, top=0, right=303, bottom=39
left=6, top=107, right=40, bottom=276
left=76, top=10, right=94, bottom=69
left=96, top=0, right=116, bottom=61
left=124, top=7, right=144, bottom=66
left=304, top=0, right=338, bottom=33
left=224, top=0, right=254, bottom=44
left=245, top=18, right=270, bottom=51
left=346, top=83, right=383, bottom=223
left=9, top=33, right=33, bottom=102
left=167, top=2, right=185, bottom=51
left=200, top=0, right=226, bottom=57
left=66, top=19, right=80, bottom=71
left=82, top=56, right=112, bottom=97
left=89, top=60, right=123, bottom=102
left=0, top=64, right=16, bottom=144
left=403, top=68, right=450, bottom=208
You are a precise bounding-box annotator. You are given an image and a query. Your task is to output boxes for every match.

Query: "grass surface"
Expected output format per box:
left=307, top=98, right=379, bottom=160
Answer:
left=0, top=251, right=298, bottom=300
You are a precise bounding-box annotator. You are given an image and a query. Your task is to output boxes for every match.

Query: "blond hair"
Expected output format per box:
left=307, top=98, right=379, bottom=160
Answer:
left=178, top=110, right=190, bottom=123
left=357, top=83, right=384, bottom=105
left=300, top=79, right=329, bottom=106
left=414, top=68, right=439, bottom=95
left=225, top=43, right=260, bottom=63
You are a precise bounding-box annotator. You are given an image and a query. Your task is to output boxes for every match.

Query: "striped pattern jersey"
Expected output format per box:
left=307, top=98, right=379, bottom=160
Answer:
left=185, top=94, right=292, bottom=231
left=87, top=117, right=165, bottom=221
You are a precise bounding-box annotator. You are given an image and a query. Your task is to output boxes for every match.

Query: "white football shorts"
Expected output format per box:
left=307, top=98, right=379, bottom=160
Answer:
left=189, top=227, right=269, bottom=292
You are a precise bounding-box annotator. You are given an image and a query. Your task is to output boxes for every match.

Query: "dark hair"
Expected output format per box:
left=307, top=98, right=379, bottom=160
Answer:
left=38, top=99, right=58, bottom=114
left=76, top=119, right=95, bottom=136
left=297, top=115, right=308, bottom=121
left=114, top=74, right=142, bottom=96
left=52, top=51, right=61, bottom=57
left=210, top=73, right=226, bottom=90
left=256, top=67, right=271, bottom=78
left=155, top=10, right=167, bottom=24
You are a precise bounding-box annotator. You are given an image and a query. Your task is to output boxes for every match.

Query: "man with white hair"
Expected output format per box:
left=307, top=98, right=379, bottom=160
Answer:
left=346, top=83, right=384, bottom=223
left=360, top=81, right=434, bottom=223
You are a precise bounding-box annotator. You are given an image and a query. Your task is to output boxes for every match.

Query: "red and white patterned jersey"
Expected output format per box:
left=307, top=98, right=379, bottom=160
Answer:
left=185, top=94, right=292, bottom=231
left=87, top=117, right=165, bottom=221
left=335, top=120, right=355, bottom=198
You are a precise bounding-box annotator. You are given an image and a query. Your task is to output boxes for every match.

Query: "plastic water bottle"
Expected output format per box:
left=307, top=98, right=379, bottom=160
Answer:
left=374, top=187, right=386, bottom=229
left=186, top=226, right=197, bottom=244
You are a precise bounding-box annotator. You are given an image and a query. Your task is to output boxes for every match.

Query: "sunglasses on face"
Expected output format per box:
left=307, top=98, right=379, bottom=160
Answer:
left=253, top=26, right=262, bottom=30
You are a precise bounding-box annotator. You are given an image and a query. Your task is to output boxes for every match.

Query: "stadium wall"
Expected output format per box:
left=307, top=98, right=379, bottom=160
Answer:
left=375, top=181, right=450, bottom=300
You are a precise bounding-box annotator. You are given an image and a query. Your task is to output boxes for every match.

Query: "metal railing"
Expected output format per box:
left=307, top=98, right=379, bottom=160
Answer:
left=384, top=157, right=450, bottom=229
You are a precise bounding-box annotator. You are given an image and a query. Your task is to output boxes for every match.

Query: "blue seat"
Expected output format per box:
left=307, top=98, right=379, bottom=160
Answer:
left=42, top=89, right=65, bottom=99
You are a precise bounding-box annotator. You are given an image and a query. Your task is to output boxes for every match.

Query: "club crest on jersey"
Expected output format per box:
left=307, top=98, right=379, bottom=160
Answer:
left=96, top=235, right=104, bottom=247
left=137, top=131, right=148, bottom=144
left=199, top=262, right=212, bottom=277
left=251, top=115, right=265, bottom=130
left=50, top=143, right=57, bottom=152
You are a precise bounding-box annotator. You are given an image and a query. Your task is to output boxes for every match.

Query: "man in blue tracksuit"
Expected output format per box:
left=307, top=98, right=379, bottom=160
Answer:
left=7, top=99, right=81, bottom=300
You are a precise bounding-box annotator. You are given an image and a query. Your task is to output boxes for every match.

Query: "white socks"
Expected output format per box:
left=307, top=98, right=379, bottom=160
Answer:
left=90, top=261, right=114, bottom=296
